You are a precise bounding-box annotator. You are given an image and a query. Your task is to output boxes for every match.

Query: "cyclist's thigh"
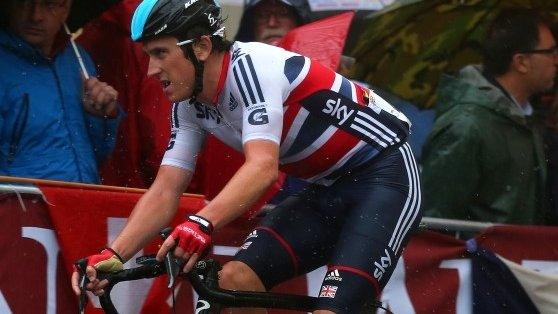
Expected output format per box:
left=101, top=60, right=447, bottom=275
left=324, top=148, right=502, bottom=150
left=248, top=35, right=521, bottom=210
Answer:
left=234, top=186, right=344, bottom=290
left=316, top=143, right=422, bottom=313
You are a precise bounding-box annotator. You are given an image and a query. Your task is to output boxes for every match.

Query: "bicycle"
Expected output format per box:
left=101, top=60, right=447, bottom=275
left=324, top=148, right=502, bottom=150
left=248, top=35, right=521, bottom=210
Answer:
left=75, top=229, right=393, bottom=313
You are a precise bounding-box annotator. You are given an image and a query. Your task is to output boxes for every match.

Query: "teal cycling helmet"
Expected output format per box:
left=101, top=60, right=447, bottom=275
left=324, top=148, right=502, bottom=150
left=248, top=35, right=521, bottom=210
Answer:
left=131, top=0, right=225, bottom=97
left=131, top=0, right=223, bottom=42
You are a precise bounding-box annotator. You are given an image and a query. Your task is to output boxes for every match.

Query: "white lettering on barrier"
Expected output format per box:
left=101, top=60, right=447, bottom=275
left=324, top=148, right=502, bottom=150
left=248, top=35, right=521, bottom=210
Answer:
left=0, top=290, right=13, bottom=314
left=522, top=260, right=558, bottom=274
left=22, top=227, right=59, bottom=314
left=97, top=218, right=152, bottom=314
left=380, top=258, right=414, bottom=313
left=440, top=259, right=472, bottom=314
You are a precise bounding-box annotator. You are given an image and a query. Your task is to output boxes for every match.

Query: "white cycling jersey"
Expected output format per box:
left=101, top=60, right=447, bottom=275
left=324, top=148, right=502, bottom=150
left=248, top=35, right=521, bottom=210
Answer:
left=162, top=41, right=410, bottom=185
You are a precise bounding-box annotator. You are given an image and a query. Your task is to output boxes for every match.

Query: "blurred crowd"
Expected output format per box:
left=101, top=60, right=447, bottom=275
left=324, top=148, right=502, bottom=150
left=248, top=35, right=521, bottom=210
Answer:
left=1, top=0, right=557, bottom=228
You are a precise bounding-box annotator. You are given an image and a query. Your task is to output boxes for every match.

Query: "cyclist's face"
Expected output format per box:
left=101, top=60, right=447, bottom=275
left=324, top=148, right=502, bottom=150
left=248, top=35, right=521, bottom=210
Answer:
left=143, top=36, right=196, bottom=102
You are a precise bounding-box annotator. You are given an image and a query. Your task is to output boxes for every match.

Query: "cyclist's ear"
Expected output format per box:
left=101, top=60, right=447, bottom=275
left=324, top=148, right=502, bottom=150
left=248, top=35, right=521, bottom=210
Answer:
left=192, top=36, right=213, bottom=61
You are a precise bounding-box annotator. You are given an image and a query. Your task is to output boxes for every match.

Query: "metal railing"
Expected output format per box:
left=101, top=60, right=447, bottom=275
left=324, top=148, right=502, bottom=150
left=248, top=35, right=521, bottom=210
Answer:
left=1, top=176, right=497, bottom=234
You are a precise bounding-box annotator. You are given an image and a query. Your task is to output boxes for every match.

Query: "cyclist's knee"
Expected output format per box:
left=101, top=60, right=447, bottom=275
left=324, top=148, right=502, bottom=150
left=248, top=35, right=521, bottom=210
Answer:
left=219, top=261, right=265, bottom=291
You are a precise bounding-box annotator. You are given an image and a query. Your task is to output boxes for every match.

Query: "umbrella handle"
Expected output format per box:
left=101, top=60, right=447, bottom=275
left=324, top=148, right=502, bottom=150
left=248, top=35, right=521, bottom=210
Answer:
left=63, top=23, right=90, bottom=80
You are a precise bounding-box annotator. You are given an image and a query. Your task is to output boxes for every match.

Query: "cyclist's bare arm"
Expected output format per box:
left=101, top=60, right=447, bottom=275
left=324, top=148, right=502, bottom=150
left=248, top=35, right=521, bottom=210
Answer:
left=71, top=165, right=192, bottom=295
left=157, top=139, right=279, bottom=270
left=200, top=139, right=279, bottom=228
left=112, top=165, right=193, bottom=260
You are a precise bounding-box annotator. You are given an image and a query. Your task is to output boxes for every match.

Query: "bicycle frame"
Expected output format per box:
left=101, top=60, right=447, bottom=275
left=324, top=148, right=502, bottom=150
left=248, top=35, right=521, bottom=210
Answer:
left=84, top=257, right=318, bottom=313
left=75, top=229, right=390, bottom=313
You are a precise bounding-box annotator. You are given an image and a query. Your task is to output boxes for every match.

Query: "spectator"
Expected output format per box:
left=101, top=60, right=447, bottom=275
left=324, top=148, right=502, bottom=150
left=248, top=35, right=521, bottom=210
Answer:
left=77, top=0, right=173, bottom=188
left=421, top=9, right=557, bottom=225
left=0, top=0, right=122, bottom=184
left=235, top=0, right=311, bottom=46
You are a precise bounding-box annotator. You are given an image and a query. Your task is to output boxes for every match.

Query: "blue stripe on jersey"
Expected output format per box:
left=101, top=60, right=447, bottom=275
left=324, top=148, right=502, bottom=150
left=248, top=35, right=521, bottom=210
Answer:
left=246, top=56, right=265, bottom=102
left=323, top=145, right=379, bottom=181
left=172, top=102, right=179, bottom=128
left=339, top=77, right=353, bottom=99
left=284, top=113, right=331, bottom=157
left=238, top=60, right=258, bottom=104
left=233, top=67, right=250, bottom=106
left=284, top=56, right=305, bottom=84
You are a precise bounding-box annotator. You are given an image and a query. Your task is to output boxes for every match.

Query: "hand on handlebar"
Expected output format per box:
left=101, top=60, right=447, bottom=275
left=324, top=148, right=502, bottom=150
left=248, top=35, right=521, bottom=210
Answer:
left=71, top=248, right=124, bottom=297
left=156, top=215, right=213, bottom=273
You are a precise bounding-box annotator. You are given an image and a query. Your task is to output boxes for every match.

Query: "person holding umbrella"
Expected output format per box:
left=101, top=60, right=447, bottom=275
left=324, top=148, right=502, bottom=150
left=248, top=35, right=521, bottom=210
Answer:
left=421, top=9, right=558, bottom=225
left=0, top=0, right=123, bottom=184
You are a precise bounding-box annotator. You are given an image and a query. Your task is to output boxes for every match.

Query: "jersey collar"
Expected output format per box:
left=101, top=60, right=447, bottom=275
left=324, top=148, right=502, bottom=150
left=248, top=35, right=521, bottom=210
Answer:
left=212, top=50, right=231, bottom=105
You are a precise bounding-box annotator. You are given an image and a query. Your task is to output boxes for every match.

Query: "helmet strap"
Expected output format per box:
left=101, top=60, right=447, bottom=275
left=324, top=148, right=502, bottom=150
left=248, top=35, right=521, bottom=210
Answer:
left=181, top=44, right=204, bottom=99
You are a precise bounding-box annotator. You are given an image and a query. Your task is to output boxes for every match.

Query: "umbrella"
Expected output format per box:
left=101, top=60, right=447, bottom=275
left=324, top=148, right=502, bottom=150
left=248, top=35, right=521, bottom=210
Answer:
left=66, top=0, right=121, bottom=31
left=350, top=0, right=558, bottom=109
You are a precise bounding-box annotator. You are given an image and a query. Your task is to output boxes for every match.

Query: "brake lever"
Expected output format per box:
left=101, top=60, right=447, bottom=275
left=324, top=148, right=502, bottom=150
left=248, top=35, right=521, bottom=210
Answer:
left=74, top=258, right=89, bottom=314
left=159, top=228, right=181, bottom=288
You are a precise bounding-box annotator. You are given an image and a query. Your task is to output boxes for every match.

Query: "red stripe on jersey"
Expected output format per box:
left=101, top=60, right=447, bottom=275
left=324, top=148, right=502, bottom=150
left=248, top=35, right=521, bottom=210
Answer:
left=286, top=60, right=337, bottom=105
left=280, top=128, right=360, bottom=179
left=281, top=102, right=302, bottom=143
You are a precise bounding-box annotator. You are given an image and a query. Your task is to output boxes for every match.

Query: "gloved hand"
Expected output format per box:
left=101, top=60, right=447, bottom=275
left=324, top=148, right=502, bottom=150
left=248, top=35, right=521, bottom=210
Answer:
left=169, top=215, right=214, bottom=257
left=85, top=248, right=124, bottom=273
left=71, top=248, right=124, bottom=296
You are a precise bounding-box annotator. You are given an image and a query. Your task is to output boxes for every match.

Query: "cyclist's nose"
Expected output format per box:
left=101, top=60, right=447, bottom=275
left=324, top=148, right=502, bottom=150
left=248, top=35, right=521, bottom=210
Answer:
left=147, top=58, right=161, bottom=77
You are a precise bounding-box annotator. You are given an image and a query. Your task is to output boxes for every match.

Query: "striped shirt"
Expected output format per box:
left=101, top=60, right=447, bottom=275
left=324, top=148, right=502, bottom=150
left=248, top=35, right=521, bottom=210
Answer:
left=162, top=41, right=410, bottom=185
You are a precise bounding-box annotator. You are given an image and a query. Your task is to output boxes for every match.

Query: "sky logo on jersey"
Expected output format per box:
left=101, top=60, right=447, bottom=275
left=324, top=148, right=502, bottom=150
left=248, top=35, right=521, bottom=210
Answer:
left=301, top=90, right=407, bottom=150
left=319, top=285, right=338, bottom=298
left=373, top=249, right=392, bottom=281
left=322, top=98, right=354, bottom=125
left=324, top=269, right=342, bottom=282
left=194, top=102, right=222, bottom=124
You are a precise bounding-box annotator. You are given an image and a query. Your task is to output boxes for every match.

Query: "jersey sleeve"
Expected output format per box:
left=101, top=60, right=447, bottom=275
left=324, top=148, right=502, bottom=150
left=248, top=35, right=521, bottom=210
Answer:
left=230, top=52, right=285, bottom=146
left=161, top=101, right=207, bottom=171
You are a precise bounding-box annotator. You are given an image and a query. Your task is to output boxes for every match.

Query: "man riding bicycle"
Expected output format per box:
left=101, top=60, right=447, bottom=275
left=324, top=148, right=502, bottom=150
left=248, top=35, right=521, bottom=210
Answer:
left=72, top=0, right=422, bottom=312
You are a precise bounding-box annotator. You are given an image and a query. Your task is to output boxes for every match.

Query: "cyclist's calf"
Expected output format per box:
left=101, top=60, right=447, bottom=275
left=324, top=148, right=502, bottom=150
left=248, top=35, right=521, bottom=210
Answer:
left=218, top=261, right=267, bottom=313
left=219, top=260, right=267, bottom=292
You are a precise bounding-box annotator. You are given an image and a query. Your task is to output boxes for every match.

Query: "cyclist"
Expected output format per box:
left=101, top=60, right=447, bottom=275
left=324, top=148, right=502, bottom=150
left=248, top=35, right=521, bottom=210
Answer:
left=71, top=0, right=422, bottom=312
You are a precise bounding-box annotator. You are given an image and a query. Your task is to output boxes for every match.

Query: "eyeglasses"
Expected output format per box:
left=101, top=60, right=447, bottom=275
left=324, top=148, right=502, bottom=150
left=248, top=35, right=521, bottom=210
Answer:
left=520, top=46, right=558, bottom=56
left=15, top=0, right=67, bottom=11
left=254, top=6, right=296, bottom=24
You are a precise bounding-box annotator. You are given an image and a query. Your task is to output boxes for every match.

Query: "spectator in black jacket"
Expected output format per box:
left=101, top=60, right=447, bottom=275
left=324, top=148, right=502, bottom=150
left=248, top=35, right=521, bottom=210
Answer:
left=235, top=0, right=311, bottom=46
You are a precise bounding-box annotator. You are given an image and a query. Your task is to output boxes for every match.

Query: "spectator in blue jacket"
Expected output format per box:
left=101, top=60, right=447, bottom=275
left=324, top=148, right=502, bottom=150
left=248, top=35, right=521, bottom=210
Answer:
left=0, top=0, right=122, bottom=184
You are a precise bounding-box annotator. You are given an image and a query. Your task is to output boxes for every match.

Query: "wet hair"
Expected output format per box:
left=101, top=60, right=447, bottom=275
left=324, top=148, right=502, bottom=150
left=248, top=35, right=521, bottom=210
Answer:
left=483, top=9, right=553, bottom=76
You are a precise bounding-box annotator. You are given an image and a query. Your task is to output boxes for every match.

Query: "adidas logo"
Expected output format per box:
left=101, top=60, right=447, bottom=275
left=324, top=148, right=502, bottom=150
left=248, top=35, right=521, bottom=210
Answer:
left=324, top=269, right=342, bottom=282
left=229, top=93, right=239, bottom=111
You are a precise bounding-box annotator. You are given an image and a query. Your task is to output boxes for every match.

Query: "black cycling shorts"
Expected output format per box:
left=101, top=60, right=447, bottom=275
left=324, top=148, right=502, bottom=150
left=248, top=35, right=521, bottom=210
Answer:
left=234, top=143, right=422, bottom=313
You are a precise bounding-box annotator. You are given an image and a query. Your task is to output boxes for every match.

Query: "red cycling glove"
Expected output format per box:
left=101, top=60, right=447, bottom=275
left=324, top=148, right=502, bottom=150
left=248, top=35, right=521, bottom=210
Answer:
left=75, top=248, right=124, bottom=273
left=171, top=215, right=214, bottom=256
